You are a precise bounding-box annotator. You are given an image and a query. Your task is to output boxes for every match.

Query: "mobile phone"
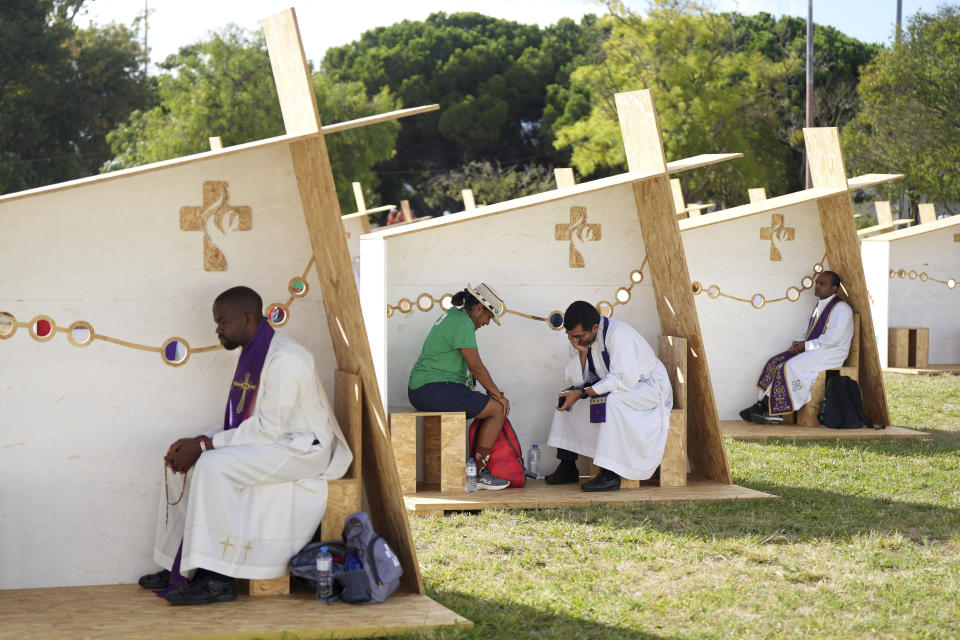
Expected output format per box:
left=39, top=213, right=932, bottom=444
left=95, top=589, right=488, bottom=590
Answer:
left=557, top=394, right=565, bottom=408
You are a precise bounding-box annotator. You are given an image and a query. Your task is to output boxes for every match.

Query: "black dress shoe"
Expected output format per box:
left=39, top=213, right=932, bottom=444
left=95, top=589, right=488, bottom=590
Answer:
left=739, top=400, right=765, bottom=422
left=544, top=462, right=580, bottom=485
left=165, top=574, right=237, bottom=606
left=138, top=569, right=171, bottom=589
left=581, top=471, right=621, bottom=492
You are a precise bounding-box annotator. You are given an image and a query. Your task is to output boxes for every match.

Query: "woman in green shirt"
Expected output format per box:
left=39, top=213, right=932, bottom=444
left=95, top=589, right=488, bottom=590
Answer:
left=408, top=283, right=511, bottom=490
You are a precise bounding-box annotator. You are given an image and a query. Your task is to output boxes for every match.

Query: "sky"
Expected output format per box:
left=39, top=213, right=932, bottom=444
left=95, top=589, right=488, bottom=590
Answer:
left=79, top=0, right=945, bottom=73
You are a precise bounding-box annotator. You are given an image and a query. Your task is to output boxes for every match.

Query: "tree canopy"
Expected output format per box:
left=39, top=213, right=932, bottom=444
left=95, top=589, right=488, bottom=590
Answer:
left=842, top=6, right=960, bottom=215
left=0, top=0, right=152, bottom=194
left=321, top=12, right=606, bottom=202
left=103, top=26, right=401, bottom=209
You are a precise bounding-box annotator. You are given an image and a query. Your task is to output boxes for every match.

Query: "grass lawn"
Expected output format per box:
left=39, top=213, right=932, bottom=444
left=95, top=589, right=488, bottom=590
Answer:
left=400, top=373, right=960, bottom=639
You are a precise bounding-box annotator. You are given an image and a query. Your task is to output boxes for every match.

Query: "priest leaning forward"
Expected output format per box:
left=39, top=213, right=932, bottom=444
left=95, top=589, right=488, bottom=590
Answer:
left=740, top=271, right=854, bottom=424
left=138, top=286, right=352, bottom=606
left=545, top=301, right=674, bottom=492
left=407, top=283, right=511, bottom=490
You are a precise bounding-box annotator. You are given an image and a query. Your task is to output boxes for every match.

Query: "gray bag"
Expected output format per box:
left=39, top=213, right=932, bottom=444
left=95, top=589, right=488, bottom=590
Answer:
left=289, top=511, right=403, bottom=604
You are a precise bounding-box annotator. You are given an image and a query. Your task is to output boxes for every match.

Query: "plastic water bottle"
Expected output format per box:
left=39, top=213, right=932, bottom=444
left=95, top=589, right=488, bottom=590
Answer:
left=315, top=546, right=333, bottom=600
left=528, top=444, right=541, bottom=478
left=465, top=457, right=477, bottom=493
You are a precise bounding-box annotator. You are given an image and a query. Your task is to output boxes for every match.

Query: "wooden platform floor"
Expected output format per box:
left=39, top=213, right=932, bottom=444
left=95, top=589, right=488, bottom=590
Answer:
left=720, top=420, right=931, bottom=440
left=885, top=364, right=960, bottom=375
left=403, top=477, right=774, bottom=515
left=0, top=585, right=471, bottom=640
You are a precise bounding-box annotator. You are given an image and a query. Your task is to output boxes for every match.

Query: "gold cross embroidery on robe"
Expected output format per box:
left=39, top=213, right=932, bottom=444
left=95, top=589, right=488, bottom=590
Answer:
left=180, top=181, right=252, bottom=271
left=555, top=206, right=601, bottom=268
left=233, top=372, right=257, bottom=415
left=241, top=541, right=254, bottom=561
left=760, top=213, right=795, bottom=262
left=219, top=536, right=235, bottom=558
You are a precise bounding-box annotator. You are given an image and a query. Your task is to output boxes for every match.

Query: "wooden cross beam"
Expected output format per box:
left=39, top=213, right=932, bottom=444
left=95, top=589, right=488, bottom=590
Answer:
left=261, top=7, right=424, bottom=594
left=615, top=89, right=730, bottom=484
left=804, top=127, right=890, bottom=425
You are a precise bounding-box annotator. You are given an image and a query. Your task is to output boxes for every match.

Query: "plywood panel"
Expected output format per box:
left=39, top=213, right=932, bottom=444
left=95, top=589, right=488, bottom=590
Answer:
left=659, top=410, right=688, bottom=487
left=321, top=478, right=362, bottom=540
left=389, top=414, right=418, bottom=495
left=403, top=478, right=773, bottom=514
left=289, top=134, right=423, bottom=593
left=0, top=587, right=472, bottom=640
left=805, top=127, right=890, bottom=425
left=243, top=575, right=290, bottom=597
left=748, top=188, right=767, bottom=203
left=462, top=189, right=476, bottom=210
left=817, top=192, right=890, bottom=424
left=260, top=9, right=320, bottom=136
left=658, top=335, right=688, bottom=410
left=618, top=89, right=729, bottom=484
left=334, top=370, right=362, bottom=480
left=554, top=168, right=575, bottom=189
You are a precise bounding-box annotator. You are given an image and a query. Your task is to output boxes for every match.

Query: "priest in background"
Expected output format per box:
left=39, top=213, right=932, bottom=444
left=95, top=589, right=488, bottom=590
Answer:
left=139, top=286, right=352, bottom=605
left=740, top=271, right=854, bottom=424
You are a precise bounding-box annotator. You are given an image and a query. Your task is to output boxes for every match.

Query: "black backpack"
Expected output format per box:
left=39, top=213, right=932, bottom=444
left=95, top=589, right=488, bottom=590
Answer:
left=817, top=375, right=881, bottom=429
left=289, top=511, right=403, bottom=604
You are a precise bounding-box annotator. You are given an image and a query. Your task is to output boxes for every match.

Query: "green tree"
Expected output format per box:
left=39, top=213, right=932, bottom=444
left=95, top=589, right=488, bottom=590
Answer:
left=322, top=12, right=603, bottom=201
left=415, top=161, right=556, bottom=212
left=730, top=11, right=881, bottom=190
left=0, top=0, right=151, bottom=193
left=552, top=0, right=798, bottom=206
left=842, top=6, right=960, bottom=216
left=103, top=26, right=400, bottom=209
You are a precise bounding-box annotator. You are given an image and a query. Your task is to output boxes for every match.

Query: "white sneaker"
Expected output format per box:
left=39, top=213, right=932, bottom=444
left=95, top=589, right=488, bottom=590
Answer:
left=477, top=468, right=510, bottom=491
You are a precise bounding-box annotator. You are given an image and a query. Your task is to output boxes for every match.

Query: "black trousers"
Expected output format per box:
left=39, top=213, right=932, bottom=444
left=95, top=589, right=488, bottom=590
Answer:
left=556, top=447, right=578, bottom=462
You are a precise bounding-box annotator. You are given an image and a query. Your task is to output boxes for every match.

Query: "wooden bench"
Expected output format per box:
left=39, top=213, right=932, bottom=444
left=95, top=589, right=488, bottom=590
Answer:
left=242, top=369, right=363, bottom=596
left=795, top=314, right=860, bottom=426
left=889, top=327, right=929, bottom=369
left=389, top=410, right=465, bottom=494
left=671, top=178, right=713, bottom=219
left=588, top=335, right=688, bottom=487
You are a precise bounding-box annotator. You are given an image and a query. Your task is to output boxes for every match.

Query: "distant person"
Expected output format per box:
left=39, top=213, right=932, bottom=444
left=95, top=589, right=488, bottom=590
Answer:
left=407, top=283, right=510, bottom=490
left=138, top=286, right=352, bottom=605
left=545, top=301, right=673, bottom=492
left=386, top=207, right=402, bottom=225
left=739, top=271, right=854, bottom=424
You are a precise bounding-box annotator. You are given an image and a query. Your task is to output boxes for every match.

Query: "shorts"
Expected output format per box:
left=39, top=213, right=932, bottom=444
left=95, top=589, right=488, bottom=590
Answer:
left=408, top=382, right=491, bottom=419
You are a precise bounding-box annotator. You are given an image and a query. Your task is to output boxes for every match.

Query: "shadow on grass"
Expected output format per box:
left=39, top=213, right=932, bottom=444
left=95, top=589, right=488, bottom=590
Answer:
left=513, top=483, right=960, bottom=544
left=732, top=427, right=960, bottom=456
left=383, top=590, right=678, bottom=640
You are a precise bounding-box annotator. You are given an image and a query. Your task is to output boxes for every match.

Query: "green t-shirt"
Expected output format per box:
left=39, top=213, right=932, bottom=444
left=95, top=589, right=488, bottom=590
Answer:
left=408, top=308, right=478, bottom=389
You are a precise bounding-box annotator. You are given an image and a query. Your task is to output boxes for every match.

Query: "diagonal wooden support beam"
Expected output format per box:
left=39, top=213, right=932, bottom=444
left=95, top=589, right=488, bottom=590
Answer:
left=262, top=7, right=424, bottom=594
left=615, top=89, right=730, bottom=484
left=804, top=127, right=890, bottom=425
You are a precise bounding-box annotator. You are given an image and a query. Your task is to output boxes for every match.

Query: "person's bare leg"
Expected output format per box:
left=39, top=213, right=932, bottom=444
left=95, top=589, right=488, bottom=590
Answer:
left=472, top=398, right=505, bottom=468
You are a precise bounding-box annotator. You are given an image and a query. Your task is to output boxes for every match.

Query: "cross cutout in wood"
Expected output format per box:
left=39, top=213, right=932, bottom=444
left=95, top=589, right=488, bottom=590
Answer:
left=555, top=206, right=601, bottom=268
left=760, top=213, right=795, bottom=262
left=180, top=181, right=252, bottom=271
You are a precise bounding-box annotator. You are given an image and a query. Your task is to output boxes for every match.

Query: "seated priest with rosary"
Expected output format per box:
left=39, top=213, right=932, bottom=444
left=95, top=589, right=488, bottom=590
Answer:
left=544, top=300, right=674, bottom=492
left=138, top=286, right=352, bottom=606
left=739, top=270, right=854, bottom=424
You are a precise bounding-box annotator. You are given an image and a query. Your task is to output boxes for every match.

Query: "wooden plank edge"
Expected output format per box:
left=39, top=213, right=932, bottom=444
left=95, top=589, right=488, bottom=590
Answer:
left=0, top=133, right=317, bottom=205
left=321, top=104, right=440, bottom=135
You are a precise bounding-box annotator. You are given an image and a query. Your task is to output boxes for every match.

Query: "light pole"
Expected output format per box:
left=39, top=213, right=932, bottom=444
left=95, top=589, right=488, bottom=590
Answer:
left=805, top=0, right=814, bottom=189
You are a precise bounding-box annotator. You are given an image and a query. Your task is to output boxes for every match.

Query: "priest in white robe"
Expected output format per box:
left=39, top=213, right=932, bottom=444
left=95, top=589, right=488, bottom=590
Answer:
left=545, top=301, right=673, bottom=492
left=740, top=271, right=854, bottom=424
left=140, top=286, right=352, bottom=606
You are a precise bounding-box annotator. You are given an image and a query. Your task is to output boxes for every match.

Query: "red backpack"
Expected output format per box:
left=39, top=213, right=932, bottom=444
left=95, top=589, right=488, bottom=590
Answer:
left=468, top=417, right=526, bottom=488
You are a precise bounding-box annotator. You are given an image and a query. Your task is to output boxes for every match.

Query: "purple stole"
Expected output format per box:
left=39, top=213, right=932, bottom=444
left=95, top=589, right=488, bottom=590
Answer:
left=757, top=296, right=842, bottom=415
left=155, top=318, right=275, bottom=597
left=585, top=318, right=611, bottom=423
left=223, top=318, right=275, bottom=430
